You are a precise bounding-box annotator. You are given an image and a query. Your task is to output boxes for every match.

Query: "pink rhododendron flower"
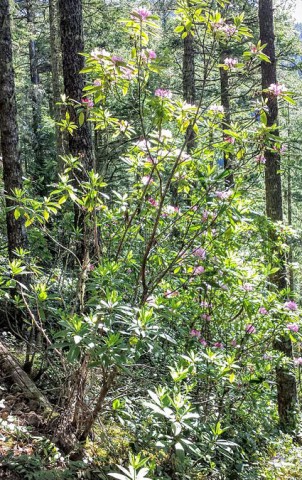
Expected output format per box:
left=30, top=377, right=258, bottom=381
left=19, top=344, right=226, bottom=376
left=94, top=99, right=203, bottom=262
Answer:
left=199, top=338, right=207, bottom=346
left=224, top=57, right=238, bottom=68
left=82, top=98, right=94, bottom=108
left=287, top=323, right=299, bottom=332
left=136, top=139, right=150, bottom=150
left=294, top=357, right=302, bottom=365
left=250, top=44, right=258, bottom=53
left=111, top=55, right=124, bottom=63
left=243, top=283, right=253, bottom=292
left=255, top=154, right=266, bottom=164
left=202, top=210, right=209, bottom=222
left=231, top=339, right=237, bottom=347
left=87, top=263, right=95, bottom=271
left=193, top=266, right=205, bottom=275
left=193, top=247, right=206, bottom=259
left=209, top=105, right=224, bottom=114
left=190, top=329, right=201, bottom=337
left=284, top=300, right=298, bottom=311
left=225, top=136, right=235, bottom=144
left=263, top=354, right=273, bottom=360
left=213, top=342, right=224, bottom=348
left=215, top=190, right=232, bottom=200
left=224, top=25, right=237, bottom=37
left=200, top=300, right=211, bottom=308
left=211, top=21, right=237, bottom=37
left=155, top=88, right=172, bottom=99
left=148, top=197, right=159, bottom=207
left=131, top=7, right=152, bottom=21
left=259, top=307, right=268, bottom=315
left=141, top=175, right=154, bottom=186
left=245, top=324, right=256, bottom=334
left=121, top=67, right=134, bottom=80
left=268, top=83, right=286, bottom=96
left=147, top=49, right=157, bottom=59
left=93, top=79, right=101, bottom=86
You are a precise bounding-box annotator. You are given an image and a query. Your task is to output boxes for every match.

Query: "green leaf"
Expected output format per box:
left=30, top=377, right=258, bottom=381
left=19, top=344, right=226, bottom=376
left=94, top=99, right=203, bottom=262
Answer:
left=79, top=111, right=85, bottom=127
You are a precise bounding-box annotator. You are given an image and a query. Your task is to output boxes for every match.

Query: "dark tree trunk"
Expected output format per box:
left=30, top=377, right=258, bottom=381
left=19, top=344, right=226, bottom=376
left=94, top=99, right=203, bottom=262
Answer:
left=219, top=49, right=234, bottom=187
left=259, top=0, right=298, bottom=431
left=58, top=0, right=94, bottom=265
left=0, top=0, right=27, bottom=259
left=49, top=0, right=65, bottom=165
left=58, top=0, right=93, bottom=169
left=183, top=32, right=196, bottom=152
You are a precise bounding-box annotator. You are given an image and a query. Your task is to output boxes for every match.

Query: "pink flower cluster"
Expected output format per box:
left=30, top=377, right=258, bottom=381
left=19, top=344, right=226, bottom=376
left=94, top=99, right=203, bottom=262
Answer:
left=82, top=98, right=94, bottom=108
left=242, top=283, right=253, bottom=292
left=141, top=175, right=154, bottom=186
left=215, top=190, right=232, bottom=200
left=245, top=324, right=256, bottom=334
left=147, top=49, right=156, bottom=59
left=287, top=323, right=299, bottom=332
left=224, top=58, right=238, bottom=68
left=284, top=300, right=298, bottom=311
left=148, top=197, right=159, bottom=207
left=111, top=55, right=124, bottom=64
left=193, top=266, right=205, bottom=275
left=193, top=247, right=206, bottom=259
left=209, top=105, right=224, bottom=114
left=155, top=89, right=172, bottom=99
left=255, top=154, right=266, bottom=164
left=131, top=7, right=152, bottom=21
left=211, top=20, right=237, bottom=37
left=268, top=83, right=286, bottom=96
left=294, top=357, right=302, bottom=366
left=202, top=210, right=209, bottom=222
left=258, top=307, right=268, bottom=315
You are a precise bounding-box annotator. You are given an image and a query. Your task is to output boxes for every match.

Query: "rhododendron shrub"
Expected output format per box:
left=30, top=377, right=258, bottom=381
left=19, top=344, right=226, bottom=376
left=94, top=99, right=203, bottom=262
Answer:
left=11, top=3, right=300, bottom=477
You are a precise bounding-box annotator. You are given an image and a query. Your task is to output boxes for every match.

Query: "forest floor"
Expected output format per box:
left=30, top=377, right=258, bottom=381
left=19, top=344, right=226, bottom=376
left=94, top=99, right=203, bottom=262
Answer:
left=1, top=340, right=302, bottom=480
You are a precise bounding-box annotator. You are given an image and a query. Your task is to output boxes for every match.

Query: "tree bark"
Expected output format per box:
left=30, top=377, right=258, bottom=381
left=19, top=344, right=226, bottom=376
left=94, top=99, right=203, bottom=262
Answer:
left=26, top=0, right=45, bottom=193
left=259, top=0, right=298, bottom=431
left=0, top=0, right=27, bottom=260
left=0, top=340, right=52, bottom=411
left=49, top=0, right=65, bottom=165
left=183, top=32, right=196, bottom=152
left=58, top=0, right=94, bottom=264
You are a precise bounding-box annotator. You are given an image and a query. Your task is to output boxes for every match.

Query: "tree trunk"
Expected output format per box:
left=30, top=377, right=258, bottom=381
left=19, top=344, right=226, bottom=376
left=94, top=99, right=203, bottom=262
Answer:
left=58, top=0, right=94, bottom=265
left=259, top=0, right=298, bottom=431
left=183, top=32, right=196, bottom=152
left=0, top=340, right=52, bottom=411
left=26, top=0, right=45, bottom=193
left=49, top=0, right=65, bottom=166
left=0, top=0, right=27, bottom=260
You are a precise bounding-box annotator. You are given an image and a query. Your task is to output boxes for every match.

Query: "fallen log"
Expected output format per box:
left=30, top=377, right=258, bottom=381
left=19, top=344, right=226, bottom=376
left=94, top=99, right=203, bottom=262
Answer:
left=0, top=340, right=52, bottom=411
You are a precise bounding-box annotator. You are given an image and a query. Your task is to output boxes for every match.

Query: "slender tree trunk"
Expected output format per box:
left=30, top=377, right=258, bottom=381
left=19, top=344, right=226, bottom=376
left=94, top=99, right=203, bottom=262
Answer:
left=26, top=0, right=45, bottom=192
left=58, top=0, right=94, bottom=265
left=183, top=32, right=196, bottom=152
left=219, top=49, right=234, bottom=187
left=49, top=0, right=65, bottom=165
left=259, top=0, right=298, bottom=431
left=0, top=0, right=27, bottom=259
